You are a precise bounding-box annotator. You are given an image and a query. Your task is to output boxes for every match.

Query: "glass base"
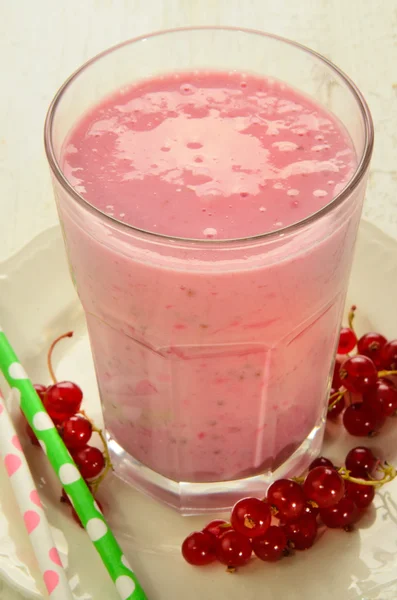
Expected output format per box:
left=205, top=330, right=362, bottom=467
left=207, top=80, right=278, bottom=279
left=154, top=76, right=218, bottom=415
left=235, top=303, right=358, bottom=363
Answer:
left=107, top=420, right=326, bottom=516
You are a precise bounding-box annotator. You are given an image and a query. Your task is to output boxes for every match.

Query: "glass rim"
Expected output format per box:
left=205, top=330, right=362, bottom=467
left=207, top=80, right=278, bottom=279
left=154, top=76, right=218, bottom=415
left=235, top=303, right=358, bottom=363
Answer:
left=44, top=25, right=374, bottom=246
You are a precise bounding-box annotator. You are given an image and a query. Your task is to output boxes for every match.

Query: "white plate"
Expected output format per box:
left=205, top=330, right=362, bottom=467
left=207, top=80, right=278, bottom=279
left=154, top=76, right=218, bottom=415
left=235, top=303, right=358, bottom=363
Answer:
left=1, top=221, right=397, bottom=600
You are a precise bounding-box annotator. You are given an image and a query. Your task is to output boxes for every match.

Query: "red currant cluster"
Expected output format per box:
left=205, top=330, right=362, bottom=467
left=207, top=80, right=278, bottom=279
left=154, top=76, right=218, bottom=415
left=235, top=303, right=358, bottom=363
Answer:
left=328, top=307, right=397, bottom=435
left=22, top=332, right=111, bottom=524
left=182, top=448, right=395, bottom=570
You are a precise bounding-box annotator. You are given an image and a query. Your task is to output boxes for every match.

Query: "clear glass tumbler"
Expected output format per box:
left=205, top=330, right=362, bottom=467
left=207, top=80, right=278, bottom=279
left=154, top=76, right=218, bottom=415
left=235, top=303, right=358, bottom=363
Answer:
left=44, top=27, right=373, bottom=514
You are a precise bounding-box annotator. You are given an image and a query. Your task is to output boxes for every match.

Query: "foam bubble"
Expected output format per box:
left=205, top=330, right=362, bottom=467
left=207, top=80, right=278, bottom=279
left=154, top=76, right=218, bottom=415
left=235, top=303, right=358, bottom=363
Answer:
left=313, top=189, right=327, bottom=198
left=203, top=228, right=217, bottom=238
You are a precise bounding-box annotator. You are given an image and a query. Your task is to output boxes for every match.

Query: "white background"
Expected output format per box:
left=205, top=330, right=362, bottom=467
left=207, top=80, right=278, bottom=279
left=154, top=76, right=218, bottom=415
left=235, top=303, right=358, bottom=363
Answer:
left=0, top=0, right=397, bottom=597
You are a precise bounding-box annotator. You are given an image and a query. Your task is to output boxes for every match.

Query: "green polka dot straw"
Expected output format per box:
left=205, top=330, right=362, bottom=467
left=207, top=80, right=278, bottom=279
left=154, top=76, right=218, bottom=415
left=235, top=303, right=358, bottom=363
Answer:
left=0, top=326, right=147, bottom=600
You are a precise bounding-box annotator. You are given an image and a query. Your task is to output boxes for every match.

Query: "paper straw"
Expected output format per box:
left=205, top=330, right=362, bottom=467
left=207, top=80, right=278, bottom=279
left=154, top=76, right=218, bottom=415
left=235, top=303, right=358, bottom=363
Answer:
left=0, top=326, right=147, bottom=600
left=0, top=388, right=74, bottom=599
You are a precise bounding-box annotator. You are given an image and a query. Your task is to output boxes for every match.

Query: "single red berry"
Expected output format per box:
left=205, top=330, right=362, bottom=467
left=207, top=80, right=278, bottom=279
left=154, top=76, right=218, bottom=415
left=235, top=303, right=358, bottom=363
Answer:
left=26, top=423, right=40, bottom=446
left=182, top=531, right=216, bottom=566
left=44, top=381, right=83, bottom=423
left=73, top=446, right=105, bottom=479
left=344, top=481, right=375, bottom=509
left=33, top=384, right=47, bottom=401
left=251, top=526, right=287, bottom=562
left=345, top=446, right=377, bottom=477
left=282, top=513, right=318, bottom=550
left=230, top=497, right=271, bottom=538
left=203, top=520, right=232, bottom=539
left=62, top=415, right=93, bottom=450
left=215, top=530, right=252, bottom=567
left=380, top=340, right=397, bottom=370
left=332, top=357, right=343, bottom=389
left=338, top=328, right=357, bottom=354
left=363, top=380, right=397, bottom=418
left=303, top=466, right=345, bottom=508
left=343, top=403, right=383, bottom=437
left=320, top=497, right=358, bottom=529
left=303, top=501, right=320, bottom=518
left=327, top=389, right=345, bottom=420
left=309, top=456, right=334, bottom=470
left=267, top=479, right=305, bottom=522
left=339, top=355, right=378, bottom=393
left=357, top=332, right=387, bottom=367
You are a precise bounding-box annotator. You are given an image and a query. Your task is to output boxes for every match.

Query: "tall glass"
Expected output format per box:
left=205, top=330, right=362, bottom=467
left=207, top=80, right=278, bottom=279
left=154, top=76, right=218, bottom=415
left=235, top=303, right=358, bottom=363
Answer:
left=44, top=27, right=373, bottom=514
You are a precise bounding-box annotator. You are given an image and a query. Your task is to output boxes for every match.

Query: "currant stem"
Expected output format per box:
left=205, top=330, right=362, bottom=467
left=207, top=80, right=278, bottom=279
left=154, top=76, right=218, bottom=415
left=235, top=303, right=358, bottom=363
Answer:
left=348, top=305, right=357, bottom=333
left=338, top=462, right=396, bottom=488
left=378, top=370, right=397, bottom=378
left=47, top=331, right=73, bottom=384
left=328, top=389, right=346, bottom=411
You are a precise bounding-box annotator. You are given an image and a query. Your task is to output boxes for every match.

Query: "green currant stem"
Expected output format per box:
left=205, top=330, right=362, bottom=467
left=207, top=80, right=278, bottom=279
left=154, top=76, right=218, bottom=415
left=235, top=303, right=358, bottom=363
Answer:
left=79, top=409, right=113, bottom=495
left=378, top=369, right=397, bottom=378
left=292, top=475, right=305, bottom=484
left=328, top=389, right=346, bottom=411
left=348, top=305, right=357, bottom=332
left=338, top=462, right=396, bottom=488
left=47, top=331, right=73, bottom=384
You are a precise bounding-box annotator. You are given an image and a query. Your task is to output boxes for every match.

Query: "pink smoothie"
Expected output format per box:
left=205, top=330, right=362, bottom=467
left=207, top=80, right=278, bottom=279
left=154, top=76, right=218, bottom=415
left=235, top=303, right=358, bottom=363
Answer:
left=60, top=70, right=359, bottom=483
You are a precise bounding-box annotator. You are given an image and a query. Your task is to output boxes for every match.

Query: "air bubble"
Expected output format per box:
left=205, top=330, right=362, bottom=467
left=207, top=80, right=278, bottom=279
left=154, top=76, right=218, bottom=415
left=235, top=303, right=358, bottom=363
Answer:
left=313, top=189, right=327, bottom=198
left=273, top=183, right=283, bottom=190
left=259, top=206, right=266, bottom=212
left=287, top=189, right=299, bottom=196
left=187, top=142, right=203, bottom=150
left=203, top=227, right=217, bottom=238
left=180, top=83, right=196, bottom=95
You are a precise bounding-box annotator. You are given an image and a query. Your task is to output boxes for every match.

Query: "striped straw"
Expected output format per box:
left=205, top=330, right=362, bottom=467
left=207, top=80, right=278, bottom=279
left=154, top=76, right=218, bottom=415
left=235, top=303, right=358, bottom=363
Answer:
left=0, top=326, right=147, bottom=600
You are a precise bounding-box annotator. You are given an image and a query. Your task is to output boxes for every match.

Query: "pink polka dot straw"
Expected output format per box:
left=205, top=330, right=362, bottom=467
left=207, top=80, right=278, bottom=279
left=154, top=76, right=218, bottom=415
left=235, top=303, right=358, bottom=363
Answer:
left=0, top=389, right=74, bottom=599
left=0, top=327, right=147, bottom=600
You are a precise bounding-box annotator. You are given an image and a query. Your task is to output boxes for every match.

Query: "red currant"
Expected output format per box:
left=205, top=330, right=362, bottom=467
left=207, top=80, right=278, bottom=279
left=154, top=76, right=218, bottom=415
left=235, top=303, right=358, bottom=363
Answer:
left=62, top=415, right=93, bottom=450
left=44, top=381, right=83, bottom=424
left=230, top=497, right=271, bottom=538
left=363, top=380, right=397, bottom=418
left=320, top=497, right=358, bottom=529
left=345, top=446, right=377, bottom=478
left=34, top=384, right=47, bottom=401
left=338, top=328, right=357, bottom=354
left=332, top=357, right=343, bottom=389
left=380, top=340, right=397, bottom=370
left=344, top=481, right=375, bottom=509
left=203, top=520, right=232, bottom=539
left=215, top=530, right=252, bottom=567
left=303, top=466, right=345, bottom=508
left=327, top=390, right=345, bottom=420
left=357, top=332, right=387, bottom=368
left=251, top=526, right=287, bottom=562
left=303, top=501, right=320, bottom=518
left=343, top=403, right=383, bottom=437
left=339, top=355, right=378, bottom=393
left=73, top=446, right=105, bottom=479
left=182, top=532, right=216, bottom=566
left=282, top=513, right=318, bottom=550
left=309, top=457, right=334, bottom=470
left=267, top=479, right=305, bottom=522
